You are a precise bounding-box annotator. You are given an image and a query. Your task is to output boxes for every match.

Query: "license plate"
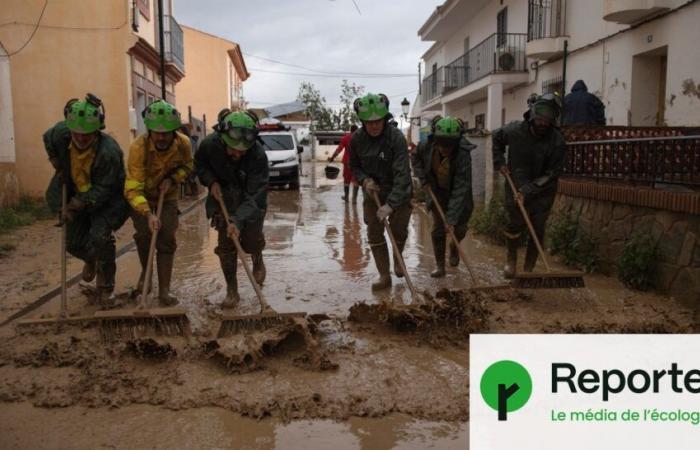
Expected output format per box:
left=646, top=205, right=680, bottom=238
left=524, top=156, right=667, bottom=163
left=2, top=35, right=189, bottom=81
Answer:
left=270, top=171, right=280, bottom=177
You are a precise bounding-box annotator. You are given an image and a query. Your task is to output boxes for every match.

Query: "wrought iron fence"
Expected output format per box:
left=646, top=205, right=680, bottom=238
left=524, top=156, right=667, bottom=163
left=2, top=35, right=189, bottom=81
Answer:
left=528, top=0, right=567, bottom=41
left=564, top=135, right=700, bottom=186
left=420, top=67, right=444, bottom=105
left=156, top=15, right=185, bottom=74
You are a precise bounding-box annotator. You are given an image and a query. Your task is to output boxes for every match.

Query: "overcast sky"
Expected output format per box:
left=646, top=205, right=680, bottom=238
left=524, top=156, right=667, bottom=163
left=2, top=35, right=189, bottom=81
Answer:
left=175, top=0, right=442, bottom=117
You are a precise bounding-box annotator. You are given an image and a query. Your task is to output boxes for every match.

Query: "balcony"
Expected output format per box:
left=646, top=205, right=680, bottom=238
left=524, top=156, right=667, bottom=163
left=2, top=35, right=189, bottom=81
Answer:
left=420, top=33, right=528, bottom=106
left=603, top=0, right=672, bottom=24
left=155, top=15, right=185, bottom=75
left=527, top=0, right=569, bottom=60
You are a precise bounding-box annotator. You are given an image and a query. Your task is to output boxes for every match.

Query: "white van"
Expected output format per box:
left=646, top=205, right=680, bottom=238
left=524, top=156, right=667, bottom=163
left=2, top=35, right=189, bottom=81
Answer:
left=258, top=119, right=303, bottom=189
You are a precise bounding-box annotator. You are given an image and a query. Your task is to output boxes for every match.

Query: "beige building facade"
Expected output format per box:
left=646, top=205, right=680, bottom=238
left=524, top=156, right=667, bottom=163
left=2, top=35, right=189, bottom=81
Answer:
left=0, top=0, right=185, bottom=200
left=177, top=25, right=249, bottom=136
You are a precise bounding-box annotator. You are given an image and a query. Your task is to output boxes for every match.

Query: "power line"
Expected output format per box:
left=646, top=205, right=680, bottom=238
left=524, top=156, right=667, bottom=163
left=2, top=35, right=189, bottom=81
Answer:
left=243, top=52, right=414, bottom=77
left=249, top=67, right=414, bottom=79
left=351, top=0, right=362, bottom=15
left=2, top=0, right=48, bottom=57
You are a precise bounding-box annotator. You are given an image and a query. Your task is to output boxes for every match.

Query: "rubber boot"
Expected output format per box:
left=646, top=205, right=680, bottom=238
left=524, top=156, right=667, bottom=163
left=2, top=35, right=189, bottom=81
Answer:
left=352, top=185, right=359, bottom=203
left=504, top=237, right=518, bottom=279
left=370, top=243, right=392, bottom=291
left=218, top=252, right=239, bottom=309
left=523, top=239, right=539, bottom=273
left=135, top=243, right=151, bottom=295
left=252, top=252, right=266, bottom=286
left=449, top=243, right=460, bottom=267
left=341, top=185, right=350, bottom=202
left=96, top=257, right=116, bottom=310
left=430, top=236, right=446, bottom=278
left=82, top=259, right=97, bottom=282
left=393, top=240, right=406, bottom=278
left=156, top=252, right=178, bottom=306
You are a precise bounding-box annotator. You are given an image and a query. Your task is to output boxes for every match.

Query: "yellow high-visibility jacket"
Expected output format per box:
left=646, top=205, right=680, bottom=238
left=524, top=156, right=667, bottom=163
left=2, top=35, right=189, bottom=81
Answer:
left=124, top=131, right=193, bottom=215
left=69, top=141, right=96, bottom=193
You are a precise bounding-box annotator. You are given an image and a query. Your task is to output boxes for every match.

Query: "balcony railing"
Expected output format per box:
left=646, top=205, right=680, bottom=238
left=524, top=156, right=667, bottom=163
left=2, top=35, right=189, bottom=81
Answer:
left=421, top=33, right=527, bottom=105
left=528, top=0, right=567, bottom=41
left=155, top=15, right=185, bottom=74
left=565, top=135, right=700, bottom=186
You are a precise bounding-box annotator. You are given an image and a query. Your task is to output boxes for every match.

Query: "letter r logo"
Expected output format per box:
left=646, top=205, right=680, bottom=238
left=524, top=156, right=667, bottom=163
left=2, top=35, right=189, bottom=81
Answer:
left=481, top=360, right=532, bottom=421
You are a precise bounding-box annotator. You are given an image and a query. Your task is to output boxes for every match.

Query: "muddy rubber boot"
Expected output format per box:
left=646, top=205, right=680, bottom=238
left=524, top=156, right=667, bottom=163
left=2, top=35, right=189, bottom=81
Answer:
left=156, top=253, right=179, bottom=306
left=82, top=259, right=97, bottom=282
left=370, top=243, right=392, bottom=291
left=430, top=237, right=446, bottom=278
left=449, top=243, right=460, bottom=267
left=523, top=240, right=539, bottom=273
left=135, top=243, right=151, bottom=295
left=218, top=252, right=239, bottom=309
left=252, top=252, right=266, bottom=286
left=97, top=289, right=116, bottom=310
left=504, top=238, right=518, bottom=279
left=341, top=185, right=350, bottom=202
left=393, top=240, right=406, bottom=278
left=95, top=257, right=116, bottom=309
left=352, top=185, right=359, bottom=203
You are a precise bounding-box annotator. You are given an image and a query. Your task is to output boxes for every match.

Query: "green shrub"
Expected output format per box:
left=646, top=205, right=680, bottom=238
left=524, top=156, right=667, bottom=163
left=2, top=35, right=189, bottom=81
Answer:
left=618, top=231, right=658, bottom=291
left=546, top=212, right=600, bottom=273
left=0, top=197, right=52, bottom=234
left=470, top=188, right=509, bottom=245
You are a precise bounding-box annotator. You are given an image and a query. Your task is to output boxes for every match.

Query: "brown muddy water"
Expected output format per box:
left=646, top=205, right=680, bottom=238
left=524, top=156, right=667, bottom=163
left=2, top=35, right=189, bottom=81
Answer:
left=0, top=163, right=696, bottom=449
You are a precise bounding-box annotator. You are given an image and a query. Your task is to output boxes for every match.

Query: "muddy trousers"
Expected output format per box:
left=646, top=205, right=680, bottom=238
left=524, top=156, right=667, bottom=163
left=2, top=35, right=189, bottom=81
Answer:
left=363, top=196, right=412, bottom=278
left=66, top=212, right=117, bottom=292
left=214, top=218, right=266, bottom=292
left=131, top=200, right=179, bottom=296
left=430, top=207, right=468, bottom=270
left=504, top=191, right=555, bottom=271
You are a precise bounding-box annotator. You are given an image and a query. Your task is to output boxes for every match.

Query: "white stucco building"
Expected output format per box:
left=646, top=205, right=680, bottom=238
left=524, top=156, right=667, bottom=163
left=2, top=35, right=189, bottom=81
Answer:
left=411, top=0, right=700, bottom=200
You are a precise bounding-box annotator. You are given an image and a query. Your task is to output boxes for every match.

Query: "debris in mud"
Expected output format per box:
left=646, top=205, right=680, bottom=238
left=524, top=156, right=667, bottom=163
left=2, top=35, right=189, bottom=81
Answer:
left=348, top=288, right=493, bottom=344
left=204, top=317, right=335, bottom=373
left=126, top=338, right=177, bottom=360
left=544, top=320, right=687, bottom=334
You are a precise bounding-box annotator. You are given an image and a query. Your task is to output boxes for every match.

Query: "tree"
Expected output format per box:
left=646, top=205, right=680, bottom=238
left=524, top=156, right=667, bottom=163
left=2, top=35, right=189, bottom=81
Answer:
left=297, top=81, right=334, bottom=131
left=337, top=79, right=364, bottom=130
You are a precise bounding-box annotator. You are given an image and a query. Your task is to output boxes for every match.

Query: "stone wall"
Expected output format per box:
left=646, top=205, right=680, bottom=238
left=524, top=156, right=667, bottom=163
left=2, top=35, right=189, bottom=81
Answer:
left=554, top=193, right=700, bottom=302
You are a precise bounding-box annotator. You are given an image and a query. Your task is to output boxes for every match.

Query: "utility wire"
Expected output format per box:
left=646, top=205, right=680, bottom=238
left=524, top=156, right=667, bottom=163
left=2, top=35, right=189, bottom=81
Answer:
left=249, top=67, right=414, bottom=79
left=243, top=52, right=413, bottom=77
left=1, top=0, right=48, bottom=57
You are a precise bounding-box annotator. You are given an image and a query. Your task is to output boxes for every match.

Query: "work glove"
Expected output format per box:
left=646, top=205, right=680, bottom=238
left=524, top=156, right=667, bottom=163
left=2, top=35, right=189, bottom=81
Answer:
left=148, top=212, right=161, bottom=233
left=518, top=182, right=538, bottom=198
left=226, top=220, right=240, bottom=241
left=362, top=178, right=379, bottom=193
left=328, top=155, right=335, bottom=163
left=62, top=197, right=85, bottom=223
left=376, top=204, right=393, bottom=222
left=445, top=223, right=455, bottom=235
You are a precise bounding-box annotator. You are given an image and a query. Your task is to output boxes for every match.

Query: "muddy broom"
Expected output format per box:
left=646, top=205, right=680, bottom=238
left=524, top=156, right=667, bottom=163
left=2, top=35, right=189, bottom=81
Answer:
left=214, top=195, right=306, bottom=338
left=502, top=169, right=585, bottom=289
left=371, top=191, right=427, bottom=305
left=425, top=185, right=511, bottom=293
left=94, top=189, right=190, bottom=340
left=17, top=182, right=98, bottom=328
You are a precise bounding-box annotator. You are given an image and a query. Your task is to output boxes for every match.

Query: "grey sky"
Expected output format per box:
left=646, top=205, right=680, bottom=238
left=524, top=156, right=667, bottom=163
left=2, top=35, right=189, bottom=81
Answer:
left=174, top=0, right=442, bottom=117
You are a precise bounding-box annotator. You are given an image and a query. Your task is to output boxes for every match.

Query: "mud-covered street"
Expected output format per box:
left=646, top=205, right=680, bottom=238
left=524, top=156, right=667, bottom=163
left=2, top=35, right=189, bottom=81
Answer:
left=0, top=163, right=696, bottom=449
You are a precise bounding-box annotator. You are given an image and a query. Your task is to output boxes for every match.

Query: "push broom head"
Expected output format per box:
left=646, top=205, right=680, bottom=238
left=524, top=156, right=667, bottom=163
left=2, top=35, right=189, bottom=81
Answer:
left=217, top=311, right=307, bottom=338
left=94, top=307, right=190, bottom=342
left=512, top=272, right=585, bottom=289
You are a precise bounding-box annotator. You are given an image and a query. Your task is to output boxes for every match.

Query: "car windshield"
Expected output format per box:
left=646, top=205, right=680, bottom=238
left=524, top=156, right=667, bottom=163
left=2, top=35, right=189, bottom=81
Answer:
left=259, top=135, right=294, bottom=151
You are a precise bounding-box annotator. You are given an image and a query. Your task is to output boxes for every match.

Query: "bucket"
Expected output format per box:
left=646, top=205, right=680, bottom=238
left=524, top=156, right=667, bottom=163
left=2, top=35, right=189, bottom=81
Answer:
left=324, top=165, right=340, bottom=180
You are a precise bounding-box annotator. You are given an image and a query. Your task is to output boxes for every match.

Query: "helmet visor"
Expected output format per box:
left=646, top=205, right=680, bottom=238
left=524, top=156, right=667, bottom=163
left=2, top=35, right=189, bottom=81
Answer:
left=532, top=103, right=557, bottom=122
left=227, top=127, right=257, bottom=142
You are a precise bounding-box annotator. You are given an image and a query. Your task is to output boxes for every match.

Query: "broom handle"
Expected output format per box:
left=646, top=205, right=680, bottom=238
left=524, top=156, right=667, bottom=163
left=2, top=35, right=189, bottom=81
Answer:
left=60, top=183, right=68, bottom=319
left=502, top=169, right=552, bottom=272
left=371, top=191, right=418, bottom=298
left=426, top=185, right=478, bottom=285
left=215, top=195, right=270, bottom=313
left=141, top=189, right=165, bottom=308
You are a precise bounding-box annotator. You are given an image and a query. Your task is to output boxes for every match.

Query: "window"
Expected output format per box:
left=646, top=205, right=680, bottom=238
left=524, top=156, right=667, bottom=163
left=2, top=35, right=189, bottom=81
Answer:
left=475, top=114, right=485, bottom=130
left=133, top=59, right=144, bottom=76
left=259, top=135, right=295, bottom=151
left=497, top=7, right=508, bottom=47
left=145, top=66, right=153, bottom=82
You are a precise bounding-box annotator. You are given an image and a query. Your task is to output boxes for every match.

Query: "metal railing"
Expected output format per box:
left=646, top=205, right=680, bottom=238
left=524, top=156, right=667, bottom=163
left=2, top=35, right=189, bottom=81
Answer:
left=155, top=15, right=185, bottom=74
left=564, top=135, right=700, bottom=186
left=528, top=0, right=567, bottom=41
left=420, top=33, right=527, bottom=104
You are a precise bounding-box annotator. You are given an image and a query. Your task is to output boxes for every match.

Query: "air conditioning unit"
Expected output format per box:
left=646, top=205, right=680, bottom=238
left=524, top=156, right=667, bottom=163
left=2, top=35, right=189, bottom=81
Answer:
left=495, top=46, right=518, bottom=71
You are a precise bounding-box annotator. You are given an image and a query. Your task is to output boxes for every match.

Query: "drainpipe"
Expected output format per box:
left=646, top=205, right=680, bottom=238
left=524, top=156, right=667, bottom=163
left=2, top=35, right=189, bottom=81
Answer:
left=157, top=0, right=166, bottom=100
left=562, top=39, right=568, bottom=118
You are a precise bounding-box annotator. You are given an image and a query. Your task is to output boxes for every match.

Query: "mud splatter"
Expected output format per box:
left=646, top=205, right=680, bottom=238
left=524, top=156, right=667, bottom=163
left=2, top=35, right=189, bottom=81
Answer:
left=682, top=79, right=700, bottom=100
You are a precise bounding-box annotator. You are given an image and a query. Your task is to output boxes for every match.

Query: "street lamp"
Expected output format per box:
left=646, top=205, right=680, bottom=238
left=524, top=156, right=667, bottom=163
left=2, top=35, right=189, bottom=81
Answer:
left=400, top=97, right=410, bottom=119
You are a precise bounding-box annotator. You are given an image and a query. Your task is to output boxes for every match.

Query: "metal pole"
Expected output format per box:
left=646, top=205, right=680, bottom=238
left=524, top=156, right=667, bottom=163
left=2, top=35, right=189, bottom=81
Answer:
left=157, top=0, right=166, bottom=100
left=562, top=39, right=568, bottom=118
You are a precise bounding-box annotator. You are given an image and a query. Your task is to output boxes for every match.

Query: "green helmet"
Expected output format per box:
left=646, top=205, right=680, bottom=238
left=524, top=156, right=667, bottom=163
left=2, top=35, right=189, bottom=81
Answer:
left=354, top=93, right=390, bottom=121
left=433, top=116, right=463, bottom=139
left=64, top=97, right=104, bottom=133
left=529, top=94, right=561, bottom=123
left=219, top=111, right=258, bottom=150
left=143, top=100, right=181, bottom=132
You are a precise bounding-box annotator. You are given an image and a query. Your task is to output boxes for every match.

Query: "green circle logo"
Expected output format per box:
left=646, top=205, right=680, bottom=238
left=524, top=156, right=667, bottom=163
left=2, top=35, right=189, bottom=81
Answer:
left=480, top=360, right=532, bottom=420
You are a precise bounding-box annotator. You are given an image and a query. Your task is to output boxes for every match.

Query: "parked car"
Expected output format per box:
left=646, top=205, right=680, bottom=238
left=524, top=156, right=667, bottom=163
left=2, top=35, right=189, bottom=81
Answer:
left=258, top=118, right=303, bottom=189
